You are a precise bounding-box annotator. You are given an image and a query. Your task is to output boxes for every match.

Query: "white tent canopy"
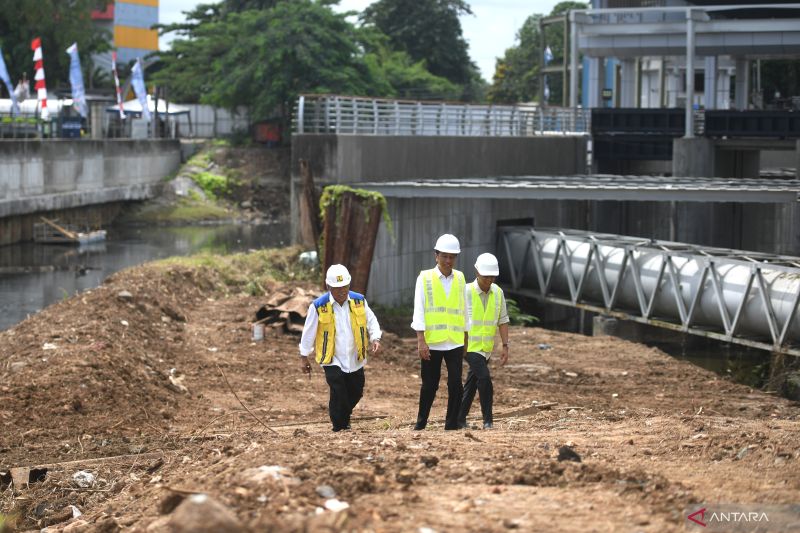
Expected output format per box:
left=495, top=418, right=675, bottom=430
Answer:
left=0, top=95, right=73, bottom=116
left=105, top=95, right=190, bottom=116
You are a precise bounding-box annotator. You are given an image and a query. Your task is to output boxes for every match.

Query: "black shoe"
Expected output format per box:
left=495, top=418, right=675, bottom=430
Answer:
left=413, top=422, right=426, bottom=431
left=456, top=420, right=467, bottom=429
left=483, top=421, right=493, bottom=430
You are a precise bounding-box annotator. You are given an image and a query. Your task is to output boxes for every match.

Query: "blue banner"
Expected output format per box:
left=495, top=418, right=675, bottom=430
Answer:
left=131, top=59, right=151, bottom=122
left=65, top=43, right=87, bottom=118
left=0, top=47, right=19, bottom=116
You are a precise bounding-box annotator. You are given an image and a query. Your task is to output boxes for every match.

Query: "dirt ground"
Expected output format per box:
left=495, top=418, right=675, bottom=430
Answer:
left=2, top=258, right=800, bottom=532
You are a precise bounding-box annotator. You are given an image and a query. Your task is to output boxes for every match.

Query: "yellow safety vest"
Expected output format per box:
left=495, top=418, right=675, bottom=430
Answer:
left=313, top=291, right=368, bottom=365
left=422, top=268, right=466, bottom=345
left=467, top=283, right=501, bottom=353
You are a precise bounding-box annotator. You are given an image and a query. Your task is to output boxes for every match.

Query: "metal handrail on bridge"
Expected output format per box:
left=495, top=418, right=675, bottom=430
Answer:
left=498, top=227, right=800, bottom=356
left=293, top=95, right=590, bottom=136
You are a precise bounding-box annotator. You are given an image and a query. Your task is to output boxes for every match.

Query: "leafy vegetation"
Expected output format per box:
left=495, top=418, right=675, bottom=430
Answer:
left=506, top=298, right=538, bottom=326
left=360, top=0, right=484, bottom=99
left=160, top=246, right=317, bottom=294
left=488, top=1, right=587, bottom=104
left=0, top=0, right=111, bottom=90
left=193, top=171, right=233, bottom=200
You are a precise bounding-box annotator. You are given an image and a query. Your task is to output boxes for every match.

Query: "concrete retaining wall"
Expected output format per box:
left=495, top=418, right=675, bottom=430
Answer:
left=366, top=196, right=800, bottom=306
left=0, top=139, right=180, bottom=218
left=366, top=197, right=589, bottom=305
left=0, top=139, right=180, bottom=245
left=290, top=134, right=588, bottom=242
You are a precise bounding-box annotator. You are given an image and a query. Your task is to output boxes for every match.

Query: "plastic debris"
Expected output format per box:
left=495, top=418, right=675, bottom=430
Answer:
left=537, top=343, right=552, bottom=350
left=72, top=470, right=95, bottom=488
left=324, top=498, right=350, bottom=512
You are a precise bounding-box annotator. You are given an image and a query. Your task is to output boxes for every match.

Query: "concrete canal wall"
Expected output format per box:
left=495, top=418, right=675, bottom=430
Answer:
left=0, top=140, right=181, bottom=245
left=365, top=197, right=800, bottom=306
left=290, top=134, right=588, bottom=243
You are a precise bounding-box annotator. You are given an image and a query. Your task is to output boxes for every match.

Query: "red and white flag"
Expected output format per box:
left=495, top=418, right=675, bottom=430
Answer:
left=31, top=37, right=48, bottom=120
left=111, top=51, right=126, bottom=119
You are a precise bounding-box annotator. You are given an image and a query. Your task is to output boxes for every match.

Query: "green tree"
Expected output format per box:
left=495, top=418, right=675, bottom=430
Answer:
left=488, top=14, right=542, bottom=103
left=359, top=28, right=460, bottom=100
left=153, top=1, right=375, bottom=123
left=0, top=0, right=110, bottom=92
left=488, top=1, right=586, bottom=104
left=360, top=0, right=482, bottom=99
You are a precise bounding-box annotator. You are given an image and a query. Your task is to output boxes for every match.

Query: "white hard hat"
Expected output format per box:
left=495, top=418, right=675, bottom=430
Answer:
left=325, top=264, right=351, bottom=288
left=475, top=253, right=500, bottom=276
left=434, top=234, right=461, bottom=254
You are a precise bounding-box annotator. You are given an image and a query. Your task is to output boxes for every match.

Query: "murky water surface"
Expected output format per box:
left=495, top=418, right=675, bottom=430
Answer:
left=0, top=223, right=288, bottom=331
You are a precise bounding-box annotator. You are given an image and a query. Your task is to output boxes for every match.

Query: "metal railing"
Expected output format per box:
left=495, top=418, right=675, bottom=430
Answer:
left=294, top=95, right=590, bottom=136
left=498, top=226, right=800, bottom=356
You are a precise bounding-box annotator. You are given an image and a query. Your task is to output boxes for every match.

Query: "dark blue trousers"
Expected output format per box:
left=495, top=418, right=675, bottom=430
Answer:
left=458, top=352, right=493, bottom=425
left=323, top=365, right=365, bottom=432
left=416, top=347, right=464, bottom=430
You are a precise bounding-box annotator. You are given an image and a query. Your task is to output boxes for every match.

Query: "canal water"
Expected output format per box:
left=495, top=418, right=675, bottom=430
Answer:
left=0, top=223, right=288, bottom=332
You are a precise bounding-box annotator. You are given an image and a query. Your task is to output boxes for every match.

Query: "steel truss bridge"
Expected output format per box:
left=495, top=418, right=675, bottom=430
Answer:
left=498, top=227, right=800, bottom=356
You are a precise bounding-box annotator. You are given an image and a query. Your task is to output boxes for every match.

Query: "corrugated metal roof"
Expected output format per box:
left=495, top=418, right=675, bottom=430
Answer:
left=360, top=176, right=800, bottom=203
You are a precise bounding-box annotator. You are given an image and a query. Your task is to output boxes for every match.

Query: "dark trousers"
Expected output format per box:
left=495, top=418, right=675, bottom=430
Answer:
left=458, top=352, right=494, bottom=425
left=323, top=365, right=365, bottom=432
left=416, top=347, right=464, bottom=430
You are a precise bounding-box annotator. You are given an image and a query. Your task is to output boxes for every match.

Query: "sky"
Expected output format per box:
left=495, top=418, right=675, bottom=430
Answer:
left=159, top=0, right=565, bottom=82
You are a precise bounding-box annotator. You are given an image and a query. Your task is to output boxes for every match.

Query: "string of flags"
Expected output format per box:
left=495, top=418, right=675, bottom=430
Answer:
left=0, top=37, right=150, bottom=122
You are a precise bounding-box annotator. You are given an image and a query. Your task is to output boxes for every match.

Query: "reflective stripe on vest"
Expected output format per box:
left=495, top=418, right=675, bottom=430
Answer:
left=422, top=268, right=466, bottom=345
left=314, top=293, right=368, bottom=364
left=467, top=283, right=500, bottom=353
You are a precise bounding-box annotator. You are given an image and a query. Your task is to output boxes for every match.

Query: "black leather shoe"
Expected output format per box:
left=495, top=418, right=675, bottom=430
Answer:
left=483, top=421, right=494, bottom=430
left=413, top=422, right=426, bottom=431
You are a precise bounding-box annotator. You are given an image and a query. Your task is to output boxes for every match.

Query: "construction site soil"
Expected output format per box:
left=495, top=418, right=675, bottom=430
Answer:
left=2, top=258, right=800, bottom=532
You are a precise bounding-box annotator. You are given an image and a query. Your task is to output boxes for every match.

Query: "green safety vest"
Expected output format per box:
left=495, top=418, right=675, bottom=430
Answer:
left=422, top=268, right=466, bottom=345
left=467, top=283, right=501, bottom=353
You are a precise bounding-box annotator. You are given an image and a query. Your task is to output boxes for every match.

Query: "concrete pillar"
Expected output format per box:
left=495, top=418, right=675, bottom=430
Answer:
left=588, top=57, right=603, bottom=108
left=735, top=58, right=750, bottom=110
left=673, top=137, right=715, bottom=177
left=718, top=69, right=731, bottom=109
left=620, top=59, right=636, bottom=107
left=704, top=56, right=718, bottom=110
left=685, top=9, right=696, bottom=138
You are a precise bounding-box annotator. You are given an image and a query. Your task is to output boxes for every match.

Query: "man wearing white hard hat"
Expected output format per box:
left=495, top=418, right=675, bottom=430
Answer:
left=299, top=264, right=382, bottom=432
left=457, top=253, right=509, bottom=429
left=410, top=234, right=469, bottom=430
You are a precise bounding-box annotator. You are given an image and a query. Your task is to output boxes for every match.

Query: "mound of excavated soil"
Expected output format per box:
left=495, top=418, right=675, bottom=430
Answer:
left=2, top=258, right=800, bottom=532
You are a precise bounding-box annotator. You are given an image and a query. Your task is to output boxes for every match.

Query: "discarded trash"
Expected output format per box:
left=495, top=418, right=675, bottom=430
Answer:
left=324, top=498, right=350, bottom=512
left=252, top=322, right=264, bottom=341
left=42, top=343, right=57, bottom=350
left=299, top=251, right=319, bottom=268
left=168, top=368, right=188, bottom=393
left=72, top=470, right=95, bottom=488
left=70, top=505, right=82, bottom=518
left=316, top=484, right=336, bottom=498
left=537, top=343, right=552, bottom=350
left=557, top=446, right=582, bottom=463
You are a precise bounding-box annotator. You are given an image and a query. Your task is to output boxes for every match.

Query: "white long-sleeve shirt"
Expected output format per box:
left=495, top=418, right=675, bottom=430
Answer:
left=298, top=294, right=381, bottom=373
left=465, top=280, right=509, bottom=359
left=410, top=266, right=469, bottom=351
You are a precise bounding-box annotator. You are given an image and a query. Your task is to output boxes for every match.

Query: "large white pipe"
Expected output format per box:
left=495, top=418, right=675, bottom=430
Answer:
left=508, top=231, right=800, bottom=342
